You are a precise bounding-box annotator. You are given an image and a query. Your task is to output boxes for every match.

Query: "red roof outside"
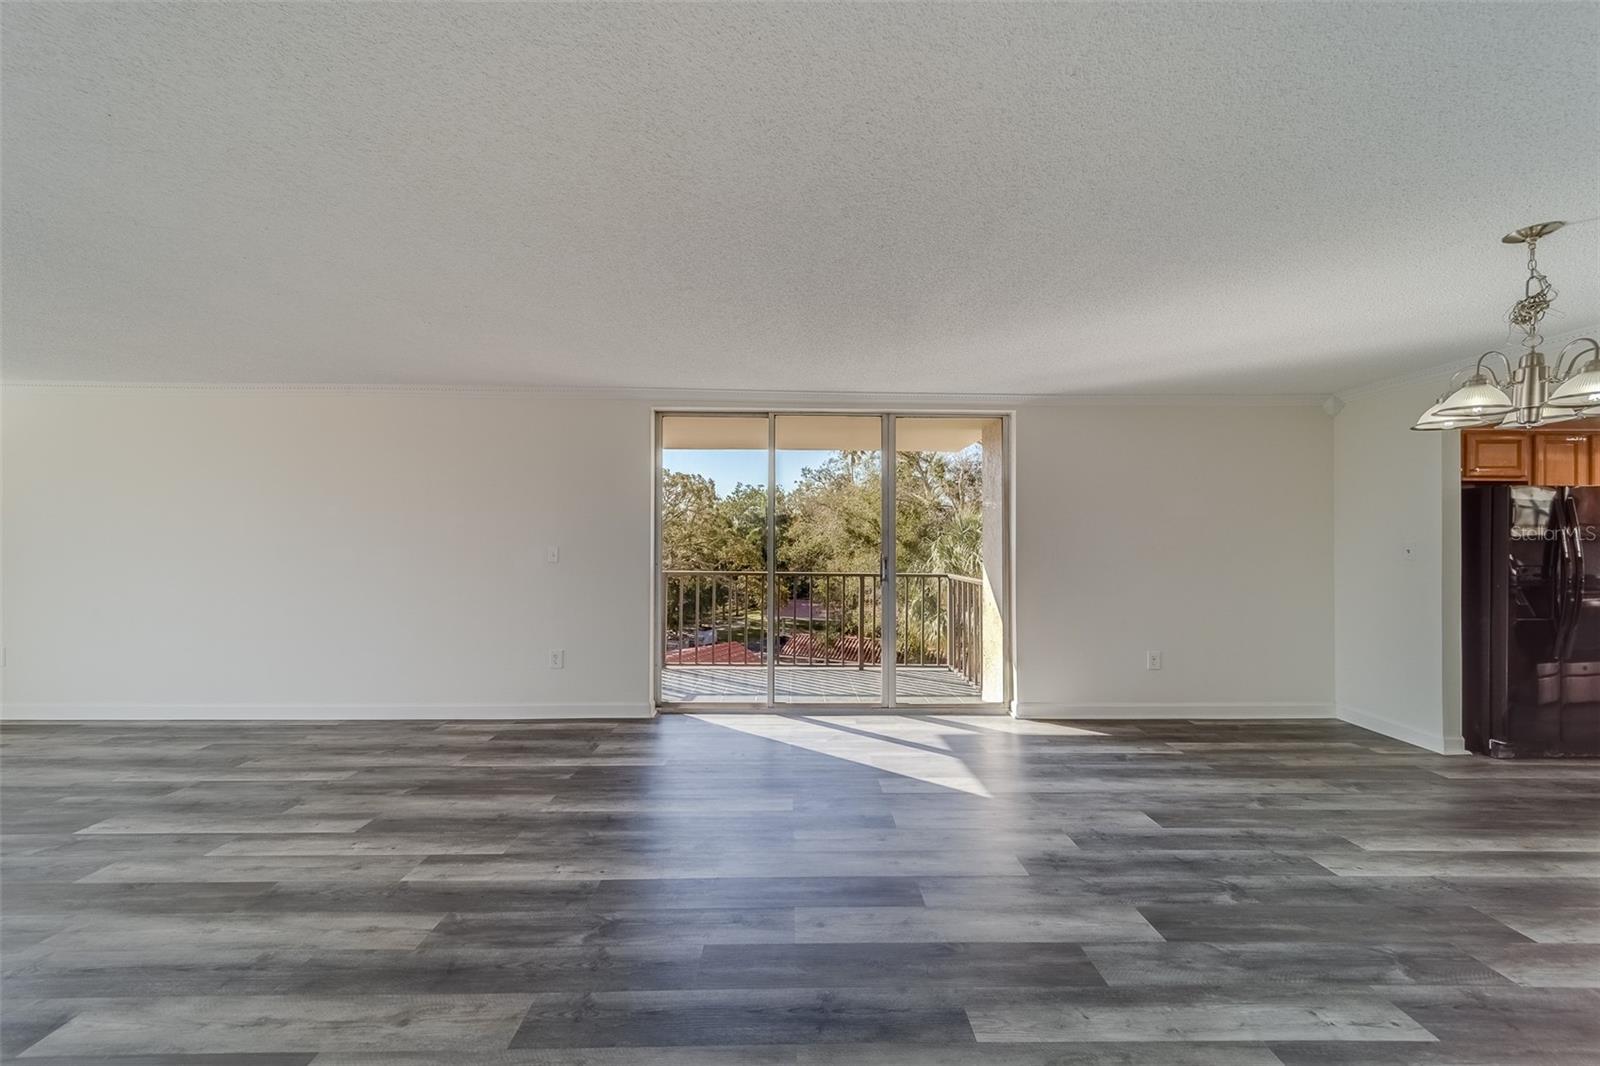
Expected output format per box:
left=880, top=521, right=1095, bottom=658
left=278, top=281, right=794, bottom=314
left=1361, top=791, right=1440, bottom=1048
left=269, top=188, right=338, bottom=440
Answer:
left=664, top=633, right=884, bottom=666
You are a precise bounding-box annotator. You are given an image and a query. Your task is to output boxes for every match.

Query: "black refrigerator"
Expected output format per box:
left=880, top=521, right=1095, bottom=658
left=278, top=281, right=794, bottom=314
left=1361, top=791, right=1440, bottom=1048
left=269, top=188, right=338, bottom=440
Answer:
left=1464, top=484, right=1600, bottom=757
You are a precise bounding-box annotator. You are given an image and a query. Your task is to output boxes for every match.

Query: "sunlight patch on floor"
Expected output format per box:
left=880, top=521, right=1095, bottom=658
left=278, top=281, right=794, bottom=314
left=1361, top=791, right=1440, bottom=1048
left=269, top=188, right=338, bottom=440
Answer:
left=948, top=717, right=1111, bottom=737
left=797, top=716, right=954, bottom=750
left=690, top=714, right=996, bottom=797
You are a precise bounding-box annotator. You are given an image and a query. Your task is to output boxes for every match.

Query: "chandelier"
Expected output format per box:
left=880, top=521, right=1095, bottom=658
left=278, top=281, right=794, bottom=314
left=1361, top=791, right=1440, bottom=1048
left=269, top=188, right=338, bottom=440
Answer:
left=1412, top=221, right=1600, bottom=431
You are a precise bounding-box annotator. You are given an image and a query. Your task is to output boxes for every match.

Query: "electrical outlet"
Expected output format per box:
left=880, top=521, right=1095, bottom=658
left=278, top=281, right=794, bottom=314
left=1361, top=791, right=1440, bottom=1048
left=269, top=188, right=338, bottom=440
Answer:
left=1145, top=650, right=1162, bottom=671
left=548, top=649, right=565, bottom=670
left=546, top=546, right=560, bottom=564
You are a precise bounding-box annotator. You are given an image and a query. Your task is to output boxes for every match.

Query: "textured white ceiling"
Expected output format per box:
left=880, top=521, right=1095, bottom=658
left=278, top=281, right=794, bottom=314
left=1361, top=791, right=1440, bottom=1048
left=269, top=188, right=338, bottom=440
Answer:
left=3, top=2, right=1596, bottom=395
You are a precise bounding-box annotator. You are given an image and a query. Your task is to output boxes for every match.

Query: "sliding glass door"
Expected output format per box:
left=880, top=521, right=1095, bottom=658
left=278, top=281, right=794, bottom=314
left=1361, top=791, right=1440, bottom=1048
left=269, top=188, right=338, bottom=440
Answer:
left=658, top=415, right=771, bottom=705
left=773, top=415, right=886, bottom=705
left=893, top=417, right=1006, bottom=704
left=656, top=412, right=1006, bottom=709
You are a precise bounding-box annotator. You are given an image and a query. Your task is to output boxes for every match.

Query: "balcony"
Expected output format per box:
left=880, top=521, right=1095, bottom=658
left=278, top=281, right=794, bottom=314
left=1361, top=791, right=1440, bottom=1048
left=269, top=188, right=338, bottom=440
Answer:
left=661, top=570, right=987, bottom=704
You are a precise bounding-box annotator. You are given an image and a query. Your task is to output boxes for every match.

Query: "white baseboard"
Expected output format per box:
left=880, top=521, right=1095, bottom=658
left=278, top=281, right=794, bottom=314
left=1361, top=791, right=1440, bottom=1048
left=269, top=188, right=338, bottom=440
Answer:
left=1015, top=701, right=1333, bottom=721
left=0, top=702, right=656, bottom=722
left=1336, top=703, right=1465, bottom=754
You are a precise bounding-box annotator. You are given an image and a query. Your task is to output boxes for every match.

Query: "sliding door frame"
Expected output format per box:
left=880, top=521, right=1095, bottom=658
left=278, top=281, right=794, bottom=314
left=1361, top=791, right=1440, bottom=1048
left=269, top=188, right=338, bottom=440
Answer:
left=765, top=414, right=778, bottom=706
left=881, top=413, right=898, bottom=708
left=652, top=407, right=1013, bottom=714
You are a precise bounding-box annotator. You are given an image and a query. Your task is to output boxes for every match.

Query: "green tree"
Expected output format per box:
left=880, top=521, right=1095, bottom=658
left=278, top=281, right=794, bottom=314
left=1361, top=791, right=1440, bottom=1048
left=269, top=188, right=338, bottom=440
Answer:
left=893, top=449, right=983, bottom=576
left=660, top=472, right=761, bottom=571
left=779, top=452, right=883, bottom=574
left=720, top=482, right=769, bottom=569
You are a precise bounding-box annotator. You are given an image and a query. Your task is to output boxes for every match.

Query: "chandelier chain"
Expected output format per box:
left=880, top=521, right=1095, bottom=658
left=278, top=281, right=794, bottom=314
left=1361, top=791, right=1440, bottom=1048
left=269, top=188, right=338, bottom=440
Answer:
left=1509, top=234, right=1555, bottom=340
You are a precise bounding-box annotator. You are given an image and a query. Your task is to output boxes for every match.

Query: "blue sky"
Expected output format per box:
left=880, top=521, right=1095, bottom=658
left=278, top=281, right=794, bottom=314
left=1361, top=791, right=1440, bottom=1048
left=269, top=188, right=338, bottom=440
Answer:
left=666, top=443, right=979, bottom=496
left=664, top=449, right=841, bottom=495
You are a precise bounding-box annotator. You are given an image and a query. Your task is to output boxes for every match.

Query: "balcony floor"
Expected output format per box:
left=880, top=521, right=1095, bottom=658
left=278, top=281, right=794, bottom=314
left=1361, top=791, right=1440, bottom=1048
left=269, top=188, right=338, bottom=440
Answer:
left=661, top=664, right=985, bottom=704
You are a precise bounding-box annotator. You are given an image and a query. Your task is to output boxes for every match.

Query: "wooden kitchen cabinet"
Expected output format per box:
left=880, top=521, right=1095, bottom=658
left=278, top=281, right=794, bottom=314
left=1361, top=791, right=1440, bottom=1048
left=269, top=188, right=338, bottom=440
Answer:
left=1534, top=434, right=1593, bottom=486
left=1461, top=421, right=1600, bottom=484
left=1462, top=432, right=1532, bottom=482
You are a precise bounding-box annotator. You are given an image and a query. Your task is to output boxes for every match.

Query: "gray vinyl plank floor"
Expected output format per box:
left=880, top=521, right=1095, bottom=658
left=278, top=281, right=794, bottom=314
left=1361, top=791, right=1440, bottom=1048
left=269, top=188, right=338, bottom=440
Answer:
left=964, top=992, right=1435, bottom=1043
left=2, top=715, right=1598, bottom=1063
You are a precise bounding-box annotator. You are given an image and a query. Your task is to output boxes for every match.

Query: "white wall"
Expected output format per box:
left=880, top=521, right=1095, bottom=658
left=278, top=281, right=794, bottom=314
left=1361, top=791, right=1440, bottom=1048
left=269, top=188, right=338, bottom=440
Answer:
left=1013, top=405, right=1334, bottom=718
left=1331, top=374, right=1464, bottom=753
left=2, top=387, right=654, bottom=717
left=2, top=386, right=1337, bottom=721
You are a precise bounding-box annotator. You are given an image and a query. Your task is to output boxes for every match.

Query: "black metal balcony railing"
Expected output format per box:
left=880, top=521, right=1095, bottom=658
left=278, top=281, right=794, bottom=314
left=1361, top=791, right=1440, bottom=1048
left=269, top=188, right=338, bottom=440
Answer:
left=662, top=570, right=984, bottom=690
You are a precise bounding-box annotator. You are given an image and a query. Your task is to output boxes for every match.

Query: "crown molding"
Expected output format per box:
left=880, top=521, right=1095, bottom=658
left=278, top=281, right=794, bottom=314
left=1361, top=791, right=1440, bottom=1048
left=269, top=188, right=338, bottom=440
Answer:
left=0, top=379, right=1331, bottom=408
left=1333, top=323, right=1600, bottom=402
left=1333, top=360, right=1461, bottom=402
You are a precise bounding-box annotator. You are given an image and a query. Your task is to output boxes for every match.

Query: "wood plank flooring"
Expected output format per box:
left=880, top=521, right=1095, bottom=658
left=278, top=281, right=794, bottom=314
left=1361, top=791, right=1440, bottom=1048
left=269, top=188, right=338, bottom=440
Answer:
left=2, top=714, right=1598, bottom=1064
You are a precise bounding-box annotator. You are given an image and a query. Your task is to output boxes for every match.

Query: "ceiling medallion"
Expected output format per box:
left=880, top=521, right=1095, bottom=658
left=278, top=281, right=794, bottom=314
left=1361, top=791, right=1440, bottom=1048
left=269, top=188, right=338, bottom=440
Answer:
left=1412, top=221, right=1599, bottom=431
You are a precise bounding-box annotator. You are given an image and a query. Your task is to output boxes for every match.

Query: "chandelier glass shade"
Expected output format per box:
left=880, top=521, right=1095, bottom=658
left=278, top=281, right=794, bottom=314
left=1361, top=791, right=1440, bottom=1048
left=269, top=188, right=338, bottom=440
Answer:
left=1411, top=222, right=1599, bottom=431
left=1532, top=405, right=1590, bottom=424
left=1413, top=406, right=1501, bottom=431
left=1433, top=373, right=1514, bottom=419
left=1545, top=343, right=1600, bottom=409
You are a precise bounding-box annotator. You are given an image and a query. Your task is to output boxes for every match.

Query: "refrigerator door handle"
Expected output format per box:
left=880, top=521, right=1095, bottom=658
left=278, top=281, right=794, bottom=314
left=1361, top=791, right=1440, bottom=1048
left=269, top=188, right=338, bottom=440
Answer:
left=1564, top=496, right=1585, bottom=666
left=1552, top=496, right=1573, bottom=634
left=1569, top=496, right=1586, bottom=603
left=1554, top=493, right=1582, bottom=659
